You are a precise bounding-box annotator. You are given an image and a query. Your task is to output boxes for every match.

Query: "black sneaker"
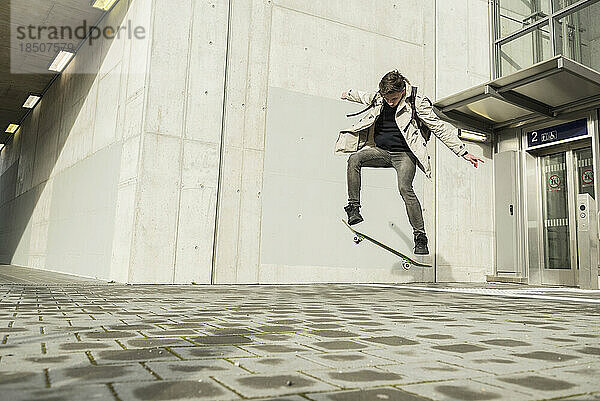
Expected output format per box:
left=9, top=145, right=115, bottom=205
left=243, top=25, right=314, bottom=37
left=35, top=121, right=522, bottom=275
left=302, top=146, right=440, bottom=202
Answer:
left=414, top=233, right=429, bottom=255
left=344, top=204, right=363, bottom=225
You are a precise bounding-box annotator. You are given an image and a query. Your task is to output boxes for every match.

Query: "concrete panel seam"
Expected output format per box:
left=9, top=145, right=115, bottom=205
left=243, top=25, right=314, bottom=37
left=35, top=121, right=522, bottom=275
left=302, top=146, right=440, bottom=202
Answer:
left=434, top=0, right=438, bottom=282
left=235, top=0, right=271, bottom=283
left=256, top=0, right=275, bottom=280
left=118, top=178, right=137, bottom=188
left=211, top=0, right=234, bottom=284
left=89, top=70, right=102, bottom=164
left=232, top=0, right=257, bottom=282
left=129, top=0, right=157, bottom=283
left=95, top=62, right=122, bottom=152
left=241, top=2, right=253, bottom=150
left=173, top=0, right=196, bottom=283
left=469, top=71, right=490, bottom=80
left=115, top=37, right=131, bottom=144
left=136, top=131, right=187, bottom=140
left=273, top=3, right=423, bottom=48
left=222, top=144, right=265, bottom=152
left=126, top=88, right=144, bottom=103
left=28, top=109, right=42, bottom=196
left=467, top=0, right=471, bottom=74
left=121, top=1, right=134, bottom=111
left=182, top=139, right=222, bottom=147
left=52, top=90, right=66, bottom=181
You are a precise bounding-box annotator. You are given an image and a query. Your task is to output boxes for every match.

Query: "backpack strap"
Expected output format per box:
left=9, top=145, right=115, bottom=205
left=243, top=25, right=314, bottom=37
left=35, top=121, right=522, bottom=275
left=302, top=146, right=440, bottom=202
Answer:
left=409, top=86, right=418, bottom=122
left=345, top=92, right=379, bottom=118
left=404, top=86, right=418, bottom=131
left=346, top=101, right=375, bottom=118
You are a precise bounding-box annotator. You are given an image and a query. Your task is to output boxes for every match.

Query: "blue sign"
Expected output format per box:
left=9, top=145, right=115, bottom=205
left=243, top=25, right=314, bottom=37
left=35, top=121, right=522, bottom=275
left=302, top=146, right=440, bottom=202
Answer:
left=527, top=118, right=588, bottom=148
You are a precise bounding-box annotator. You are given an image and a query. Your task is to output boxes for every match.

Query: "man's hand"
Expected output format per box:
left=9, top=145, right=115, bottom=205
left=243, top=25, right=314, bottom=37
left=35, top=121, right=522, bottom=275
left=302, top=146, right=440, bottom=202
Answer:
left=463, top=153, right=484, bottom=168
left=341, top=91, right=349, bottom=100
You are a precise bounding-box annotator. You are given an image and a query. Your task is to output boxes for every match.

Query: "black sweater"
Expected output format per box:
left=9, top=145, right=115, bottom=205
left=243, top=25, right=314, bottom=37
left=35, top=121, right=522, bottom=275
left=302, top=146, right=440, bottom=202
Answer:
left=374, top=102, right=410, bottom=152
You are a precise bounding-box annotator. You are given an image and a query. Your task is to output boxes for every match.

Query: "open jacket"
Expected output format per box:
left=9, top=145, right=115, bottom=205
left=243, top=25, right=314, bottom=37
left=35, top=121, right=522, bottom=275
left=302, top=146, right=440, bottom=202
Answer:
left=335, top=84, right=468, bottom=179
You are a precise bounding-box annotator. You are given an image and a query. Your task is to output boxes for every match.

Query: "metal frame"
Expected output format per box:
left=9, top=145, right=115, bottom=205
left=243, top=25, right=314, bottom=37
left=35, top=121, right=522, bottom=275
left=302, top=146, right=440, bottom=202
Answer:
left=570, top=146, right=596, bottom=285
left=518, top=111, right=597, bottom=286
left=486, top=85, right=553, bottom=117
left=567, top=149, right=579, bottom=284
left=435, top=56, right=600, bottom=134
left=491, top=0, right=600, bottom=78
left=520, top=130, right=533, bottom=281
left=593, top=110, right=600, bottom=245
left=537, top=148, right=574, bottom=285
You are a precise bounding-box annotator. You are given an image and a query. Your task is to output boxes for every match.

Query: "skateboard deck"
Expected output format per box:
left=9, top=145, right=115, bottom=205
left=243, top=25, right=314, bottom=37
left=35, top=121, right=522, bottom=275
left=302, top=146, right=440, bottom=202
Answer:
left=342, top=219, right=432, bottom=270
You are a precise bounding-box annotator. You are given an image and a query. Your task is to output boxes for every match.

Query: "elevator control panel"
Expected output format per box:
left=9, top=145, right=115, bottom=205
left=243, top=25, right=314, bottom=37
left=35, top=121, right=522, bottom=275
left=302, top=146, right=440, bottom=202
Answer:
left=577, top=194, right=599, bottom=290
left=579, top=201, right=589, bottom=231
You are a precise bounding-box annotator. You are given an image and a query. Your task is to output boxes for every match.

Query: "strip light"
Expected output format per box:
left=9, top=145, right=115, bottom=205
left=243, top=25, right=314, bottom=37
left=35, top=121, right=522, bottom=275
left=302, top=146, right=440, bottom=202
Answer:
left=459, top=129, right=488, bottom=143
left=49, top=51, right=75, bottom=72
left=23, top=95, right=41, bottom=109
left=91, top=0, right=119, bottom=11
left=5, top=124, right=20, bottom=134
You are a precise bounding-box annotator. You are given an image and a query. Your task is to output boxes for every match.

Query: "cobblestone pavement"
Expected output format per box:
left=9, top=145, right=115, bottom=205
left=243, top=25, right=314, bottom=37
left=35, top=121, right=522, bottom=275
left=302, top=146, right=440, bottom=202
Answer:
left=0, top=268, right=599, bottom=400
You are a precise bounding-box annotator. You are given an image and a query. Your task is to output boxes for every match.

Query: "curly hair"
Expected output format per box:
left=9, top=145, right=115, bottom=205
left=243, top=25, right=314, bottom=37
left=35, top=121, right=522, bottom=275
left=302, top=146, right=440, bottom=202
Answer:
left=379, top=70, right=409, bottom=95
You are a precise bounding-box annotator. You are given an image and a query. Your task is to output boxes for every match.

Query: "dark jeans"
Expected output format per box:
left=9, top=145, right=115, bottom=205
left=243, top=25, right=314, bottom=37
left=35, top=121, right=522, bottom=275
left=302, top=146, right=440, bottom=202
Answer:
left=347, top=147, right=425, bottom=236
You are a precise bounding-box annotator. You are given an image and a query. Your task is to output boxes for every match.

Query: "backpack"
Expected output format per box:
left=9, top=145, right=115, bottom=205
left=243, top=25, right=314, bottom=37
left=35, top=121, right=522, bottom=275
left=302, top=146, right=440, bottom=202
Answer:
left=408, top=86, right=432, bottom=143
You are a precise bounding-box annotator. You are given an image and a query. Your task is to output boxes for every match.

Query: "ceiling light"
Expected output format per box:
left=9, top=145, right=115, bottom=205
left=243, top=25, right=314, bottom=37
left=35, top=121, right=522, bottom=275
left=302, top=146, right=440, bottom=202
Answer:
left=91, top=0, right=119, bottom=11
left=49, top=51, right=75, bottom=72
left=459, top=129, right=488, bottom=143
left=6, top=124, right=20, bottom=134
left=23, top=95, right=41, bottom=109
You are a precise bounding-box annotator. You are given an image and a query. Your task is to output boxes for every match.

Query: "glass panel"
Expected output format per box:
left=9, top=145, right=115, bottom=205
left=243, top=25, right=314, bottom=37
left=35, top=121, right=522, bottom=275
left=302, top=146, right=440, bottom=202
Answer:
left=555, top=2, right=600, bottom=72
left=500, top=24, right=551, bottom=76
left=541, top=152, right=572, bottom=269
left=574, top=147, right=594, bottom=198
left=498, top=0, right=552, bottom=38
left=553, top=0, right=581, bottom=11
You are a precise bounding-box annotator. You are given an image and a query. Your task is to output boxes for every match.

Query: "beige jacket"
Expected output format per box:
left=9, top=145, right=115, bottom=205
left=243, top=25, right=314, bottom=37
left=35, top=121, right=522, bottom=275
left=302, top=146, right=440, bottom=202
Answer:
left=335, top=84, right=467, bottom=179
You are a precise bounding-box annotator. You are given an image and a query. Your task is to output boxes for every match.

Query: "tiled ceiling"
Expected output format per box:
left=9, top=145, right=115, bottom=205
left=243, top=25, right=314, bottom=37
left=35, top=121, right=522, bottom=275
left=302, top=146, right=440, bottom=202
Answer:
left=0, top=0, right=105, bottom=144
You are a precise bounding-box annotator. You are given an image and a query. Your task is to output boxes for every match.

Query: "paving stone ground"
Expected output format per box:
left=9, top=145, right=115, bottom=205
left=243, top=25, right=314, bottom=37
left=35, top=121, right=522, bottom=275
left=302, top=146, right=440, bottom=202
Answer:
left=0, top=265, right=599, bottom=400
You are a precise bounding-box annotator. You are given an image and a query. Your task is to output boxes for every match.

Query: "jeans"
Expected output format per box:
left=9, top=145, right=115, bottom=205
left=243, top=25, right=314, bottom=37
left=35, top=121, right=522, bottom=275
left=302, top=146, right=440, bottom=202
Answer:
left=347, top=147, right=425, bottom=236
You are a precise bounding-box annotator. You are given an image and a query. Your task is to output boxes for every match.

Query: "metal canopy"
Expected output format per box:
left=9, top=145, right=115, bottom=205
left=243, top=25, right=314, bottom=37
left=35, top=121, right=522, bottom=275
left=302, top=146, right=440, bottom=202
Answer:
left=434, top=56, right=600, bottom=133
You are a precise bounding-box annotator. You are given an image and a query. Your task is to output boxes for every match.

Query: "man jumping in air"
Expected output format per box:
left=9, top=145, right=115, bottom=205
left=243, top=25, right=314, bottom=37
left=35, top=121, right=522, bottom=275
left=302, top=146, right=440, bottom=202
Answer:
left=338, top=70, right=483, bottom=255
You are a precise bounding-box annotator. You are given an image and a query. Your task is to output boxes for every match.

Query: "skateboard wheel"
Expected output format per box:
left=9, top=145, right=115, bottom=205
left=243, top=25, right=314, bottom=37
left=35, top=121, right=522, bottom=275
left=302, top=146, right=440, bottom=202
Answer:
left=402, top=262, right=411, bottom=270
left=353, top=236, right=361, bottom=244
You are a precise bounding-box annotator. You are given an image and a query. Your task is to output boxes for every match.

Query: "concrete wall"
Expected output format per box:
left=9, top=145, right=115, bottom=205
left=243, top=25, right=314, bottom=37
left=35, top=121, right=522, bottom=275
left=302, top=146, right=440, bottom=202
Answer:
left=210, top=0, right=492, bottom=284
left=0, top=0, right=494, bottom=284
left=211, top=0, right=438, bottom=283
left=0, top=0, right=150, bottom=280
left=258, top=87, right=429, bottom=283
left=435, top=0, right=494, bottom=282
left=124, top=0, right=228, bottom=284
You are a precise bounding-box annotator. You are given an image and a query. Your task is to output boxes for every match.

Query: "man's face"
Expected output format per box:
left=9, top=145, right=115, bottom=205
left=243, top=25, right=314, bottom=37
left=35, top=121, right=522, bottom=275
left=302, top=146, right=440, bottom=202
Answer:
left=382, top=89, right=405, bottom=107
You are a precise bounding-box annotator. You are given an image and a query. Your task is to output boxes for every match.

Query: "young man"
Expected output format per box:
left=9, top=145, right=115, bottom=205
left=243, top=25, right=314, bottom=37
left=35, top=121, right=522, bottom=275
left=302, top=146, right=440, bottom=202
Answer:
left=337, top=70, right=483, bottom=255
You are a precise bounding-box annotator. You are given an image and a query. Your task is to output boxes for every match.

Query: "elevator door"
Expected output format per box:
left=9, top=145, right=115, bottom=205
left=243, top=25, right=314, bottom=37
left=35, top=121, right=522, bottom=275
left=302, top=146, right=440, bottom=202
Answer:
left=540, top=145, right=594, bottom=286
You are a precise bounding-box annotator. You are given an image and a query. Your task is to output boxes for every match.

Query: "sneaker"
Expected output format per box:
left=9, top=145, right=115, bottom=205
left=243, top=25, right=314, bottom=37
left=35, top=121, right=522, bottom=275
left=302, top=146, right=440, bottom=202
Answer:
left=344, top=204, right=363, bottom=225
left=414, top=233, right=429, bottom=255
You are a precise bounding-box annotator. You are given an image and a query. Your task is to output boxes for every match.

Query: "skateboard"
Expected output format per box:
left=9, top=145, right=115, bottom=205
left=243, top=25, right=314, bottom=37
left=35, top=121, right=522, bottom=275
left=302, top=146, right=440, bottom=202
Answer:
left=342, top=219, right=432, bottom=270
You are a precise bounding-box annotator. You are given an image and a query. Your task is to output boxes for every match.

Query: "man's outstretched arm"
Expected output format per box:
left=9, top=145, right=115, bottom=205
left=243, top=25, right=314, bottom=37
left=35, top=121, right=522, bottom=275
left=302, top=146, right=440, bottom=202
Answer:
left=341, top=89, right=377, bottom=105
left=415, top=96, right=484, bottom=168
